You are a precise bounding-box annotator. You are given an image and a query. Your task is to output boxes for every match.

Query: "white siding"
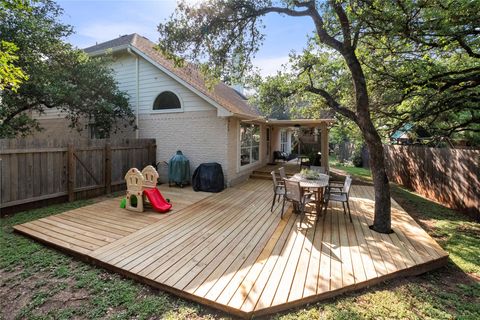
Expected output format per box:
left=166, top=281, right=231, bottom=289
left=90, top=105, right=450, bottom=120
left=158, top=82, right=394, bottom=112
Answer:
left=111, top=53, right=137, bottom=103
left=109, top=52, right=216, bottom=115
left=137, top=57, right=214, bottom=114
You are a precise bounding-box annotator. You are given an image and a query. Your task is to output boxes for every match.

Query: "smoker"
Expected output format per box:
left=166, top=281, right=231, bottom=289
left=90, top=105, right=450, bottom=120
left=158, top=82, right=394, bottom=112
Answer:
left=168, top=150, right=191, bottom=187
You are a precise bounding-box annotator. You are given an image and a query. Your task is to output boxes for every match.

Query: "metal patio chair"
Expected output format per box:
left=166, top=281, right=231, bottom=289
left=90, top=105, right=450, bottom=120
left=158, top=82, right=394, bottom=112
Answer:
left=278, top=167, right=287, bottom=180
left=322, top=175, right=353, bottom=222
left=310, top=166, right=327, bottom=174
left=270, top=171, right=285, bottom=212
left=281, top=179, right=315, bottom=218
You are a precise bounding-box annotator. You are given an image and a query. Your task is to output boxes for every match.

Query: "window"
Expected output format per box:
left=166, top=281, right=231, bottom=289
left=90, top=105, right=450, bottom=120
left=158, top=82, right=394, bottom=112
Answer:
left=153, top=91, right=181, bottom=110
left=240, top=123, right=260, bottom=166
left=280, top=130, right=288, bottom=153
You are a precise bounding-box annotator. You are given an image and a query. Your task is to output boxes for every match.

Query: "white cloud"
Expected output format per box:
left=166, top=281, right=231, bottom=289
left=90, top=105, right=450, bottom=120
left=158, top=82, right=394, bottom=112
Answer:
left=253, top=56, right=291, bottom=77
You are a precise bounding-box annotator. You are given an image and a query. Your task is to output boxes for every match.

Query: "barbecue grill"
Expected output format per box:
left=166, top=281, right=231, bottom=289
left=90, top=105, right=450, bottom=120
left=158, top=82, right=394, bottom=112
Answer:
left=168, top=150, right=191, bottom=187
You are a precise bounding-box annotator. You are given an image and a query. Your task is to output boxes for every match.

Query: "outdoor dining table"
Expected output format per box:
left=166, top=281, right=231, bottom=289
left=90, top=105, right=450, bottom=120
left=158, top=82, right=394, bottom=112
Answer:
left=289, top=172, right=330, bottom=213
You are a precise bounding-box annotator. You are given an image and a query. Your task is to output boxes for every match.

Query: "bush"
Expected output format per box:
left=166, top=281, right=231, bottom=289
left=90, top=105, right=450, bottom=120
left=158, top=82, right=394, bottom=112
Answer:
left=352, top=148, right=363, bottom=167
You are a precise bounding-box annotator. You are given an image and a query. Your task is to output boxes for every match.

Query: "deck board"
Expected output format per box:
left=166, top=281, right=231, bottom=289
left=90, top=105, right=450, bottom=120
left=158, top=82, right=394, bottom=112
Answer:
left=14, top=171, right=448, bottom=318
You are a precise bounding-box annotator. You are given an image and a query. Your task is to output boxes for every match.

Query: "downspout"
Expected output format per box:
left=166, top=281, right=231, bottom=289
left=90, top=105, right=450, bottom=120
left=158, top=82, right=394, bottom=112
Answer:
left=127, top=47, right=140, bottom=138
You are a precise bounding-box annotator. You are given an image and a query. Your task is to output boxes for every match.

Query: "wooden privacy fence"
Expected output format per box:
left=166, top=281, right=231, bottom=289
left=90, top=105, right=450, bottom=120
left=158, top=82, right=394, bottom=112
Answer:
left=0, top=139, right=156, bottom=214
left=384, top=145, right=480, bottom=216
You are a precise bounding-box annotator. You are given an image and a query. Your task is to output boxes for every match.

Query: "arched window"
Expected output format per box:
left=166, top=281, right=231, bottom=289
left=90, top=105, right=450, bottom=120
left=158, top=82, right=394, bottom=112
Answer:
left=153, top=91, right=181, bottom=110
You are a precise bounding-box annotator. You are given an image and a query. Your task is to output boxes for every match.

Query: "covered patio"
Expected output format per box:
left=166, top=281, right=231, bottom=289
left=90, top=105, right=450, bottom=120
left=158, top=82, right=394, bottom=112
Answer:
left=266, top=118, right=334, bottom=170
left=238, top=116, right=334, bottom=171
left=13, top=163, right=448, bottom=318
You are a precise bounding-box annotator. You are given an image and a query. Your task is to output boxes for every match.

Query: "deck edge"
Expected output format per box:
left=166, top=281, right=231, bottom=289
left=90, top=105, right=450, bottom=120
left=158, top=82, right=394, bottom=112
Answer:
left=12, top=226, right=252, bottom=319
left=252, top=254, right=449, bottom=317
left=13, top=224, right=448, bottom=319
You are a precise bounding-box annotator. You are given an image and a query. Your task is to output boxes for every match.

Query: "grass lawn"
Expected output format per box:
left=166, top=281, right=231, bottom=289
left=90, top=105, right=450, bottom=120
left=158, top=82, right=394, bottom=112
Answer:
left=1, top=170, right=479, bottom=319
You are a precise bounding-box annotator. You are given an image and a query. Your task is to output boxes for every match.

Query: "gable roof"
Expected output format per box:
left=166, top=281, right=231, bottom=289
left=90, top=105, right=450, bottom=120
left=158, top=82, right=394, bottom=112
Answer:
left=84, top=34, right=261, bottom=118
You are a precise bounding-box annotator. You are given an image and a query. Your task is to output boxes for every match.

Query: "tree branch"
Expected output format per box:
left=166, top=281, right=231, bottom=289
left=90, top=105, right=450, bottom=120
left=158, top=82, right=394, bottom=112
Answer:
left=303, top=3, right=345, bottom=52
left=331, top=1, right=352, bottom=47
left=2, top=103, right=34, bottom=125
left=306, top=85, right=358, bottom=122
left=257, top=6, right=311, bottom=17
left=455, top=36, right=480, bottom=58
left=292, top=0, right=315, bottom=8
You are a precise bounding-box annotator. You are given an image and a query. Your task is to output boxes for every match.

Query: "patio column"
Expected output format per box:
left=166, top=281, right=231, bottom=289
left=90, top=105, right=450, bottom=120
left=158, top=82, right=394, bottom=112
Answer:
left=321, top=123, right=329, bottom=170
left=271, top=126, right=281, bottom=162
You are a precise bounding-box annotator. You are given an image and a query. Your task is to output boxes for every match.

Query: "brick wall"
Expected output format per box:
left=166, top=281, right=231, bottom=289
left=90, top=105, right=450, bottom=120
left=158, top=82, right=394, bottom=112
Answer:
left=138, top=110, right=230, bottom=183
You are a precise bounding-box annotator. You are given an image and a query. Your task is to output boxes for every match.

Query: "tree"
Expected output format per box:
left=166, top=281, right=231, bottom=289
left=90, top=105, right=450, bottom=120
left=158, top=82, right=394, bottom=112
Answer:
left=0, top=40, right=28, bottom=92
left=356, top=0, right=480, bottom=145
left=158, top=0, right=394, bottom=233
left=0, top=0, right=135, bottom=138
left=0, top=0, right=29, bottom=92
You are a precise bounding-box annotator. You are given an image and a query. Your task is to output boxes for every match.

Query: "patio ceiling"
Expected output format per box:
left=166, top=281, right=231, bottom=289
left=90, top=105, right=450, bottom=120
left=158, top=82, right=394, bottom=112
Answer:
left=266, top=118, right=335, bottom=127
left=240, top=117, right=336, bottom=127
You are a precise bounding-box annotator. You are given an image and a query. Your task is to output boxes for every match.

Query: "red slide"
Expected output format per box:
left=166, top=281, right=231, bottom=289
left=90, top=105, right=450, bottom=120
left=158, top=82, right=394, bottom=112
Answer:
left=143, top=188, right=172, bottom=213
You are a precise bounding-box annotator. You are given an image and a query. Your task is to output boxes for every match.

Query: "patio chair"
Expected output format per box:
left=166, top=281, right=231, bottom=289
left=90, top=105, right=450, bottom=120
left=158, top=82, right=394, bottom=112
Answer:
left=281, top=179, right=315, bottom=218
left=322, top=175, right=353, bottom=222
left=310, top=166, right=327, bottom=174
left=278, top=167, right=287, bottom=180
left=328, top=174, right=346, bottom=190
left=270, top=171, right=285, bottom=212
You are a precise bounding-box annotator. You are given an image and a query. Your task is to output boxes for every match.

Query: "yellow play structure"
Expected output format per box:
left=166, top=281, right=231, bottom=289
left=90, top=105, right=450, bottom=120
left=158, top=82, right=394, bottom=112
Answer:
left=124, top=165, right=171, bottom=213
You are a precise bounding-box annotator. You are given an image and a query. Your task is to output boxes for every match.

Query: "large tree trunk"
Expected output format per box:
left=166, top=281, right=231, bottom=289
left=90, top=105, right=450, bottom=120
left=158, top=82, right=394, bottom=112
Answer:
left=341, top=49, right=393, bottom=234
left=362, top=125, right=392, bottom=233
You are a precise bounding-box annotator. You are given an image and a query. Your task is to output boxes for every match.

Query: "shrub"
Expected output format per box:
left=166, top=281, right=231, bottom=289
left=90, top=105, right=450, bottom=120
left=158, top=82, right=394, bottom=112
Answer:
left=352, top=148, right=363, bottom=167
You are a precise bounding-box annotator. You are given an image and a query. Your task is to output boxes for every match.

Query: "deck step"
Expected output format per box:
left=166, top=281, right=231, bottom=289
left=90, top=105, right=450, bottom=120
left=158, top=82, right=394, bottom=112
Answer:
left=250, top=170, right=294, bottom=180
left=250, top=173, right=273, bottom=180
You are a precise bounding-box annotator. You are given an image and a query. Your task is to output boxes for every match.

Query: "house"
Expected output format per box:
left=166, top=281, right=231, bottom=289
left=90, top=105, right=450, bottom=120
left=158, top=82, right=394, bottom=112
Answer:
left=34, top=34, right=334, bottom=186
left=390, top=123, right=433, bottom=145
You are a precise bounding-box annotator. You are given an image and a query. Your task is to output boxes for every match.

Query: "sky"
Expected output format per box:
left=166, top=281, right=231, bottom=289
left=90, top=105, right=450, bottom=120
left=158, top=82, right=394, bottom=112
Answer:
left=57, top=0, right=315, bottom=77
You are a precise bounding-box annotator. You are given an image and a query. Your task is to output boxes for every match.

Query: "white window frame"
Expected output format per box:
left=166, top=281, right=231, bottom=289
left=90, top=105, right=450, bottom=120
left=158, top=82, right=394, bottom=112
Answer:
left=280, top=129, right=288, bottom=153
left=151, top=90, right=184, bottom=114
left=238, top=123, right=261, bottom=169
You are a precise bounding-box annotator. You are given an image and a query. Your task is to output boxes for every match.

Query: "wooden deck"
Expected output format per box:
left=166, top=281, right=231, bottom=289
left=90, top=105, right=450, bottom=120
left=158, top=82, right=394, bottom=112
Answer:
left=14, top=177, right=448, bottom=318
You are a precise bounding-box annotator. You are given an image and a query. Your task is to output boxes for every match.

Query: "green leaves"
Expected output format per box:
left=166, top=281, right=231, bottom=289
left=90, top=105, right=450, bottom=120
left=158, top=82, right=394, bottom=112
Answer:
left=157, top=0, right=271, bottom=82
left=0, top=0, right=135, bottom=138
left=0, top=0, right=30, bottom=93
left=354, top=0, right=480, bottom=143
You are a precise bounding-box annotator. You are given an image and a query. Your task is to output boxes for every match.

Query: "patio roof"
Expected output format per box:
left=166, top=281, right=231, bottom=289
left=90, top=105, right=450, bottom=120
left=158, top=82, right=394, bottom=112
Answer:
left=239, top=117, right=336, bottom=127
left=266, top=118, right=335, bottom=127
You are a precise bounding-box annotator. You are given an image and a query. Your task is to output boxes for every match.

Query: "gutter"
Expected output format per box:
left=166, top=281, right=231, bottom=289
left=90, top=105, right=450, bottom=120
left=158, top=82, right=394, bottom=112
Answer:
left=127, top=47, right=140, bottom=139
left=235, top=113, right=266, bottom=122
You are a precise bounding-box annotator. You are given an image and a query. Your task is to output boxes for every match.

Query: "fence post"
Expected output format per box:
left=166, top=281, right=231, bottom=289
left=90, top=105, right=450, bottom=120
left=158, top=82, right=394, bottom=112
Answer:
left=67, top=144, right=76, bottom=202
left=104, top=143, right=112, bottom=194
